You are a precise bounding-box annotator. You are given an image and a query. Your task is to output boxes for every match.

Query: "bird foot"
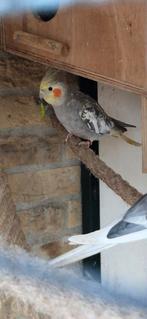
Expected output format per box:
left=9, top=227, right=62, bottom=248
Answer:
left=65, top=133, right=72, bottom=143
left=78, top=140, right=92, bottom=148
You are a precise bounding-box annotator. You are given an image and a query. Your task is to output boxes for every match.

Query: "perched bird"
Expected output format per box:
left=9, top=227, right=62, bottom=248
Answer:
left=49, top=194, right=147, bottom=268
left=40, top=68, right=140, bottom=146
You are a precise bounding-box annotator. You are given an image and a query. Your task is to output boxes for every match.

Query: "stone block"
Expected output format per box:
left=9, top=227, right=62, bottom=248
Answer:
left=66, top=200, right=82, bottom=228
left=0, top=136, right=62, bottom=168
left=18, top=203, right=65, bottom=246
left=38, top=240, right=73, bottom=258
left=0, top=96, right=52, bottom=129
left=8, top=166, right=81, bottom=204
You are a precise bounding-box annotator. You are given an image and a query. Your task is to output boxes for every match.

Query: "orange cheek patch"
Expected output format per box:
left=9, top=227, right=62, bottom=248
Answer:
left=53, top=88, right=62, bottom=97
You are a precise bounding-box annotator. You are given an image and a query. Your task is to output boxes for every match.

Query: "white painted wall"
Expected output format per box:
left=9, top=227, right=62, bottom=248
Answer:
left=98, top=84, right=147, bottom=302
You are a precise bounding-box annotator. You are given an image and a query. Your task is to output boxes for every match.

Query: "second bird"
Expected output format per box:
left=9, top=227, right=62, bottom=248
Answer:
left=40, top=68, right=140, bottom=146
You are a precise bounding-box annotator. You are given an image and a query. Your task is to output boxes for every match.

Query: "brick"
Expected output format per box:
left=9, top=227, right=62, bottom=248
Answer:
left=63, top=144, right=77, bottom=161
left=38, top=240, right=73, bottom=258
left=0, top=136, right=62, bottom=169
left=66, top=200, right=82, bottom=228
left=0, top=53, right=46, bottom=90
left=18, top=203, right=65, bottom=246
left=0, top=96, right=52, bottom=129
left=8, top=166, right=81, bottom=205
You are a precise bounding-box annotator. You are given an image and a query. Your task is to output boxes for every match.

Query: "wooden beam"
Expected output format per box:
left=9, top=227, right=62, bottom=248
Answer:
left=13, top=31, right=69, bottom=57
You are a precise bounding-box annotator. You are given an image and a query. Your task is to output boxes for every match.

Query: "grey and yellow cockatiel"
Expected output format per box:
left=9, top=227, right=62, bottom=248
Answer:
left=39, top=68, right=140, bottom=146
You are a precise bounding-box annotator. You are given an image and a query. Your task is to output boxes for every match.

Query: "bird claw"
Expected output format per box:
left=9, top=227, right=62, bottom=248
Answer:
left=65, top=133, right=72, bottom=143
left=78, top=140, right=92, bottom=148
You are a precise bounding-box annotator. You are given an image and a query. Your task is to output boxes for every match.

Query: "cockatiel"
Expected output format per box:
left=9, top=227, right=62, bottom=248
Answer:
left=40, top=68, right=140, bottom=146
left=49, top=194, right=147, bottom=268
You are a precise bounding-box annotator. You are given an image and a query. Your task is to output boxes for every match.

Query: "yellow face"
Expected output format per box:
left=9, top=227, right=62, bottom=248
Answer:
left=40, top=79, right=65, bottom=107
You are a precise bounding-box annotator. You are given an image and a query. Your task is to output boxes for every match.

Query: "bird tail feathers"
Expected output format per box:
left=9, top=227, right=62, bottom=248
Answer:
left=49, top=243, right=114, bottom=268
left=120, top=134, right=141, bottom=147
left=110, top=128, right=141, bottom=147
left=111, top=117, right=136, bottom=132
left=49, top=227, right=117, bottom=267
left=69, top=228, right=106, bottom=245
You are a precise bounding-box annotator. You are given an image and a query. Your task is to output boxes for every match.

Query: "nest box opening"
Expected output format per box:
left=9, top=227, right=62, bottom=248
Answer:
left=35, top=5, right=59, bottom=22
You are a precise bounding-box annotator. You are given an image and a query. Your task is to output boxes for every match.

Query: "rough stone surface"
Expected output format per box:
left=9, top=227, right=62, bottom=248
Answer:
left=66, top=200, right=82, bottom=228
left=18, top=203, right=66, bottom=246
left=63, top=144, right=77, bottom=161
left=38, top=240, right=73, bottom=259
left=0, top=172, right=28, bottom=249
left=0, top=52, right=46, bottom=90
left=0, top=51, right=82, bottom=260
left=0, top=96, right=52, bottom=129
left=0, top=136, right=62, bottom=169
left=8, top=166, right=81, bottom=204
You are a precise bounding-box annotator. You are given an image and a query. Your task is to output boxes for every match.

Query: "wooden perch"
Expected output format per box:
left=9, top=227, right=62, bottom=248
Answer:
left=13, top=31, right=69, bottom=57
left=49, top=111, right=142, bottom=206
left=0, top=172, right=29, bottom=249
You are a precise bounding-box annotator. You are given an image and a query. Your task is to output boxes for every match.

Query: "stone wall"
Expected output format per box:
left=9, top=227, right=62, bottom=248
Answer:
left=0, top=52, right=82, bottom=258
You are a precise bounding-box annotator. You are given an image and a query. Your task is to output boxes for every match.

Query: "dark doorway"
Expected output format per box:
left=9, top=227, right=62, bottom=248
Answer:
left=79, top=77, right=101, bottom=281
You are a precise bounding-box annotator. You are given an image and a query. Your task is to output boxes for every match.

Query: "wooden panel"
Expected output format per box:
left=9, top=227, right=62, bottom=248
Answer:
left=13, top=31, right=69, bottom=57
left=72, top=2, right=146, bottom=92
left=2, top=1, right=147, bottom=95
left=3, top=8, right=72, bottom=65
left=141, top=97, right=147, bottom=172
left=0, top=18, right=4, bottom=50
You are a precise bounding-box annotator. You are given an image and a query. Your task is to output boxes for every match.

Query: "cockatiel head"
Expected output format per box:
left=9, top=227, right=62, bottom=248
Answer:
left=40, top=68, right=77, bottom=108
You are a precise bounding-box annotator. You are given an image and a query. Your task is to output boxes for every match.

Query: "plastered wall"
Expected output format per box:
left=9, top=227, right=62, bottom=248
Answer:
left=98, top=84, right=147, bottom=302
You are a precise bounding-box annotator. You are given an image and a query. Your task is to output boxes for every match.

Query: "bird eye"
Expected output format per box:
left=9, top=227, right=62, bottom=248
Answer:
left=48, top=87, right=53, bottom=91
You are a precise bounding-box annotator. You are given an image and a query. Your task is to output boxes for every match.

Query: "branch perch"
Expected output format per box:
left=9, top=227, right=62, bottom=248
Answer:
left=49, top=111, right=142, bottom=206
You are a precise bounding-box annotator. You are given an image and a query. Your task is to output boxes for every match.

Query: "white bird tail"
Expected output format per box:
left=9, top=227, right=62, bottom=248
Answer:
left=49, top=243, right=114, bottom=268
left=49, top=228, right=115, bottom=268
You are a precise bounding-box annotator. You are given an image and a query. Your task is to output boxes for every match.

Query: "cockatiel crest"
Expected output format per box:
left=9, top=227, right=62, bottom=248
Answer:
left=40, top=68, right=141, bottom=147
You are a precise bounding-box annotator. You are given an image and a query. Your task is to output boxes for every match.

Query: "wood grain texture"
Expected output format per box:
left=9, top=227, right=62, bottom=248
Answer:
left=13, top=31, right=69, bottom=57
left=0, top=136, right=62, bottom=169
left=0, top=18, right=4, bottom=50
left=2, top=1, right=147, bottom=95
left=141, top=97, right=147, bottom=172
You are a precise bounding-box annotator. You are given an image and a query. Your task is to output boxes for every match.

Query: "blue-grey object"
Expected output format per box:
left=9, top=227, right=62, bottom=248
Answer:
left=49, top=194, right=147, bottom=268
left=0, top=0, right=107, bottom=16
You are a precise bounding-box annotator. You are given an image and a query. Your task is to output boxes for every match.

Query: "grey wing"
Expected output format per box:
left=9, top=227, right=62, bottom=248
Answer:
left=107, top=221, right=145, bottom=239
left=79, top=101, right=112, bottom=135
left=107, top=194, right=147, bottom=239
left=79, top=104, right=100, bottom=134
left=124, top=194, right=147, bottom=226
